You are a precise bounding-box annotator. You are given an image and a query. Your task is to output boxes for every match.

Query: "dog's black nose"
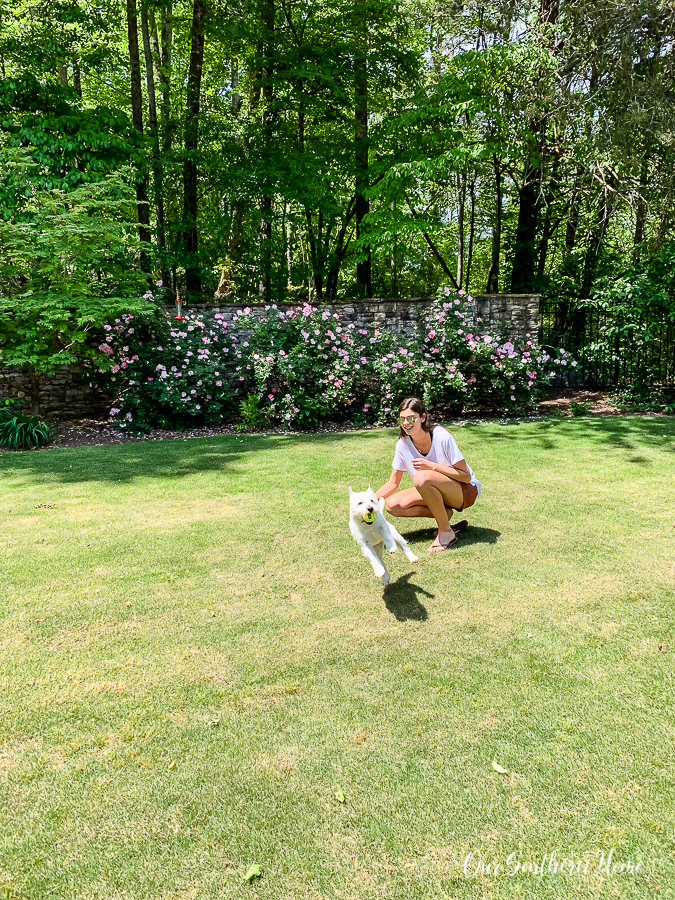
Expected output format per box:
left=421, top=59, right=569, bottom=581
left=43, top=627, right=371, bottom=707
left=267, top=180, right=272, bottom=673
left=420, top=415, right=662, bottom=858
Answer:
left=367, top=506, right=373, bottom=513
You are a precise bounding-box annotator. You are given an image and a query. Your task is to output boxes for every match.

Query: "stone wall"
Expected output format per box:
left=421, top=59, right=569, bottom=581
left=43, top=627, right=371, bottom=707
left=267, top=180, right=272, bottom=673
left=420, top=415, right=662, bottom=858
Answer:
left=0, top=294, right=539, bottom=419
left=195, top=294, right=540, bottom=344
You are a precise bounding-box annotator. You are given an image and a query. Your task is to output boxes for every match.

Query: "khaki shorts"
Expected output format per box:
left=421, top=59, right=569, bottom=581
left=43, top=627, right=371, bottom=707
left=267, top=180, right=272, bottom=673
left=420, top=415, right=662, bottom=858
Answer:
left=453, top=481, right=478, bottom=512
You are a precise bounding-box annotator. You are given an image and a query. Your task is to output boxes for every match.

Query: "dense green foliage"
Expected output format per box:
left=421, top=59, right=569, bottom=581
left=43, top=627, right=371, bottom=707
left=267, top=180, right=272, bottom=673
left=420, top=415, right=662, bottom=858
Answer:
left=0, top=149, right=152, bottom=413
left=0, top=0, right=673, bottom=307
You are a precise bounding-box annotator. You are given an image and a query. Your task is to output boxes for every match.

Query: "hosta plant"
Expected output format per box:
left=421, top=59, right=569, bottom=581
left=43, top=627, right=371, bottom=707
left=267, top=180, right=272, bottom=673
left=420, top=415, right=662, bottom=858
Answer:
left=0, top=403, right=50, bottom=449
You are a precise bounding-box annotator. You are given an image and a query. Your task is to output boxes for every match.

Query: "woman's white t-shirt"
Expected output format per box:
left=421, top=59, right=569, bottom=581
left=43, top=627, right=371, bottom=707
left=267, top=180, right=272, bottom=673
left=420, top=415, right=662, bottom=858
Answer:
left=392, top=426, right=481, bottom=496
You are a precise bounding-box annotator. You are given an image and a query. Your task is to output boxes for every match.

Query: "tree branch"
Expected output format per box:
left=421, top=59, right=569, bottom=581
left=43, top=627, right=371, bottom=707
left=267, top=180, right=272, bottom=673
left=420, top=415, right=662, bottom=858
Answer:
left=404, top=192, right=460, bottom=290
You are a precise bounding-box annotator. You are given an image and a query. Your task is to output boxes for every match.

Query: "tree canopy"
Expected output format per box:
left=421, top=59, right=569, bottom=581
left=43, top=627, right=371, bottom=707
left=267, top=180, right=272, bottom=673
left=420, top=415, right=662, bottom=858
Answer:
left=1, top=0, right=673, bottom=305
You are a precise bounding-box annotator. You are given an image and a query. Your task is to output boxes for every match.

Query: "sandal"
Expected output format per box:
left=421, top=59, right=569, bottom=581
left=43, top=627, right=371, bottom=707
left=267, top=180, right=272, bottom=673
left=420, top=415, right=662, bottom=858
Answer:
left=451, top=520, right=468, bottom=534
left=429, top=531, right=458, bottom=553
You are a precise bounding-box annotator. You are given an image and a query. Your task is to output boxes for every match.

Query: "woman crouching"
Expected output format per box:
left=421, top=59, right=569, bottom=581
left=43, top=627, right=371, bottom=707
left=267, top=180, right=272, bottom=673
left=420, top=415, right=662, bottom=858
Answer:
left=374, top=397, right=481, bottom=553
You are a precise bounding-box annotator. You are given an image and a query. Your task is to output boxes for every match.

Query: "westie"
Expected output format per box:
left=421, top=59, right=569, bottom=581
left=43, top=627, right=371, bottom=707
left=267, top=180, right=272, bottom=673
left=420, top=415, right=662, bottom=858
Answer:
left=348, top=486, right=419, bottom=586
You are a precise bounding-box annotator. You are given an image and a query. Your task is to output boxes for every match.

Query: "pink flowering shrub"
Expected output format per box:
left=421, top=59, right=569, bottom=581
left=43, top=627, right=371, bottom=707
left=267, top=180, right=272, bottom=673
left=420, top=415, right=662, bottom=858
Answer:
left=96, top=289, right=576, bottom=431
left=96, top=307, right=234, bottom=431
left=235, top=303, right=391, bottom=426
left=376, top=288, right=577, bottom=413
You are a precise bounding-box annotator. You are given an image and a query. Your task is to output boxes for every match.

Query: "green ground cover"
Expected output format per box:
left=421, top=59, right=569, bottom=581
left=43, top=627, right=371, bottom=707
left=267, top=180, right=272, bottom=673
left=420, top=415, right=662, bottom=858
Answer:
left=1, top=417, right=674, bottom=900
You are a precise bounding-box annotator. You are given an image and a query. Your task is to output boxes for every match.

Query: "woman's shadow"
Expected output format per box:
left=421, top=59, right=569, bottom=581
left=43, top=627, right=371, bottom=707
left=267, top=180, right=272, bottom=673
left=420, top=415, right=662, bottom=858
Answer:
left=383, top=572, right=433, bottom=621
left=406, top=525, right=501, bottom=550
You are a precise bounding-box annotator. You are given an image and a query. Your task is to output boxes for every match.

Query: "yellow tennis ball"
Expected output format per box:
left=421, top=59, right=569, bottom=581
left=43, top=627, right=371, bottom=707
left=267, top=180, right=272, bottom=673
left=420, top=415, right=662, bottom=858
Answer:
left=363, top=512, right=376, bottom=524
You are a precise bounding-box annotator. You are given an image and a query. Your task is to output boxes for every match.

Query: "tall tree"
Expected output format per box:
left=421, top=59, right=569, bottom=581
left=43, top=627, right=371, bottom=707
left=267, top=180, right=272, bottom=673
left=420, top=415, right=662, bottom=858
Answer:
left=509, top=0, right=559, bottom=293
left=126, top=0, right=152, bottom=268
left=183, top=0, right=207, bottom=298
left=354, top=15, right=371, bottom=296
left=259, top=0, right=275, bottom=302
left=141, top=2, right=169, bottom=287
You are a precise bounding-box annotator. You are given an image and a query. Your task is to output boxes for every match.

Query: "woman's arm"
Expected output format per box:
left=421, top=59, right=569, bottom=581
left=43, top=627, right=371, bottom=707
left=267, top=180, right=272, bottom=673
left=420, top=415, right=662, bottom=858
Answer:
left=411, top=457, right=472, bottom=483
left=375, top=469, right=404, bottom=499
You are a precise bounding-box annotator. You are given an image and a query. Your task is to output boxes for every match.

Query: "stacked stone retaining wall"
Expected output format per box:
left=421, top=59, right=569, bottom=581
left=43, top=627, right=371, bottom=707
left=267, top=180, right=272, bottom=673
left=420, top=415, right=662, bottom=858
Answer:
left=0, top=294, right=539, bottom=419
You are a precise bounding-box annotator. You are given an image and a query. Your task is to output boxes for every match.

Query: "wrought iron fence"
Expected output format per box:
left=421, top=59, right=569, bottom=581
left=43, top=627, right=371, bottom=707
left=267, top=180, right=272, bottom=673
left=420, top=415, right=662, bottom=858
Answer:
left=538, top=299, right=675, bottom=389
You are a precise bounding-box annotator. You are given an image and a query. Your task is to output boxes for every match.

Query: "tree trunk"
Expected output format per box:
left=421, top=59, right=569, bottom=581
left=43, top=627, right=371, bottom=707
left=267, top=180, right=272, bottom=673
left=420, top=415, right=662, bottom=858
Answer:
left=354, top=46, right=371, bottom=296
left=183, top=0, right=206, bottom=299
left=126, top=0, right=152, bottom=268
left=537, top=153, right=561, bottom=280
left=580, top=176, right=618, bottom=299
left=465, top=176, right=475, bottom=291
left=510, top=163, right=540, bottom=293
left=486, top=157, right=502, bottom=293
left=150, top=5, right=173, bottom=153
left=72, top=57, right=82, bottom=98
left=509, top=0, right=559, bottom=293
left=634, top=155, right=649, bottom=247
left=390, top=202, right=398, bottom=297
left=259, top=0, right=275, bottom=302
left=141, top=3, right=169, bottom=288
left=456, top=171, right=466, bottom=288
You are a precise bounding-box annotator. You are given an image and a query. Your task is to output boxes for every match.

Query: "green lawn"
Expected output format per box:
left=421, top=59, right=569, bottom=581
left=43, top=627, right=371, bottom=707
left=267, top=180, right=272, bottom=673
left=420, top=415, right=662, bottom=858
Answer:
left=1, top=417, right=674, bottom=900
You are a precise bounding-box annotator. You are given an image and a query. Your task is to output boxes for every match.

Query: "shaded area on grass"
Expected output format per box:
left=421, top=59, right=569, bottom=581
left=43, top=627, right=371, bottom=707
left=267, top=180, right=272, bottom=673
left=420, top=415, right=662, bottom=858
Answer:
left=0, top=429, right=387, bottom=485
left=403, top=524, right=501, bottom=549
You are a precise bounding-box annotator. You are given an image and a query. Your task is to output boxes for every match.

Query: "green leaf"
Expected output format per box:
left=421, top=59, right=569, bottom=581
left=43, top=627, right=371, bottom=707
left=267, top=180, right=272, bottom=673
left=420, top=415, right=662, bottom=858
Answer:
left=334, top=790, right=345, bottom=802
left=244, top=864, right=262, bottom=882
left=491, top=760, right=509, bottom=775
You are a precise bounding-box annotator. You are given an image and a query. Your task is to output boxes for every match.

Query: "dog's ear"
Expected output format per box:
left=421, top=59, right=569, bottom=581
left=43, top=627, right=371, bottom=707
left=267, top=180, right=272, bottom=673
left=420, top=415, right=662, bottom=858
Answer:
left=378, top=497, right=386, bottom=513
left=348, top=486, right=353, bottom=495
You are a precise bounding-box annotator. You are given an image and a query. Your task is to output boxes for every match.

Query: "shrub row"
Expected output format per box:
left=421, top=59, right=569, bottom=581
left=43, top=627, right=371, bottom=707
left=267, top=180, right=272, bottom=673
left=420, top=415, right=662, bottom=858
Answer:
left=97, top=287, right=576, bottom=432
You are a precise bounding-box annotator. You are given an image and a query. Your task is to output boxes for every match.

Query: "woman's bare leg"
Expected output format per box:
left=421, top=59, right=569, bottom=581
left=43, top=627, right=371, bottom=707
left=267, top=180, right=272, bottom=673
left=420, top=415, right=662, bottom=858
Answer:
left=411, top=472, right=464, bottom=553
left=386, top=477, right=464, bottom=552
left=385, top=488, right=432, bottom=518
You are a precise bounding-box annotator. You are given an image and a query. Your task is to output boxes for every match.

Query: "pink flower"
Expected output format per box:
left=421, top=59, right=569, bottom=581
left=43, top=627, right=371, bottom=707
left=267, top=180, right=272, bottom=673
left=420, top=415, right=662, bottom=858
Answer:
left=268, top=394, right=274, bottom=400
left=239, top=376, right=245, bottom=381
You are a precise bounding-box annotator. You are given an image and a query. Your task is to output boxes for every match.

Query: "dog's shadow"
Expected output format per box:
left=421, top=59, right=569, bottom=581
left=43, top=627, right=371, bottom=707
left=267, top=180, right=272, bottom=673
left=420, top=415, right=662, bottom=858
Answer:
left=383, top=572, right=433, bottom=621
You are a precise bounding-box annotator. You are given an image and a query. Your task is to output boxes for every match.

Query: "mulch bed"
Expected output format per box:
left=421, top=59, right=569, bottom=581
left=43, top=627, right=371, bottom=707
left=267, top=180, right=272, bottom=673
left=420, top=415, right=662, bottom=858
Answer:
left=1, top=390, right=666, bottom=453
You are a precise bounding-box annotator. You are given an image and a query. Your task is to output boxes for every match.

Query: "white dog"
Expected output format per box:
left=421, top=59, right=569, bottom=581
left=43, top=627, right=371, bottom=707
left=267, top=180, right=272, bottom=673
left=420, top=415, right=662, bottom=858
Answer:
left=348, top=486, right=419, bottom=586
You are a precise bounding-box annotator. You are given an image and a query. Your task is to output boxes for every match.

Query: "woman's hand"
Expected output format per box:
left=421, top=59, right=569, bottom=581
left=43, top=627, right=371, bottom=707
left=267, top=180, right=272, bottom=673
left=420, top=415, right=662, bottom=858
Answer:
left=411, top=457, right=436, bottom=471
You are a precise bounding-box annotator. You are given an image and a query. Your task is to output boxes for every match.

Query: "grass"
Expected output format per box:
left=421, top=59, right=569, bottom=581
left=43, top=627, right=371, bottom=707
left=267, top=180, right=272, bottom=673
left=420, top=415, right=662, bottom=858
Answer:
left=1, top=416, right=674, bottom=900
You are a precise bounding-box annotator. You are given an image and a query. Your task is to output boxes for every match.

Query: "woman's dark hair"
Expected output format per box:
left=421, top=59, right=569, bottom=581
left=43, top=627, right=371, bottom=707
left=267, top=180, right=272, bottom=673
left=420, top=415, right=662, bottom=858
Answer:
left=397, top=397, right=434, bottom=439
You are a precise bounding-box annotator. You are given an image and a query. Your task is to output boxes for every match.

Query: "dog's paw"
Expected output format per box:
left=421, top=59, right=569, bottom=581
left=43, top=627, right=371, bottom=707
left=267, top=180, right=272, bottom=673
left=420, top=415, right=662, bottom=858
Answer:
left=408, top=553, right=419, bottom=563
left=381, top=571, right=391, bottom=586
left=374, top=566, right=386, bottom=579
left=387, top=546, right=396, bottom=555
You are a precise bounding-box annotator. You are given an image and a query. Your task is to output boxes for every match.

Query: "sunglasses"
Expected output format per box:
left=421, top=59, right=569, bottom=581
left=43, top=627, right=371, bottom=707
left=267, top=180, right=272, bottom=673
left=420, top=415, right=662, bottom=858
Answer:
left=398, top=415, right=419, bottom=425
